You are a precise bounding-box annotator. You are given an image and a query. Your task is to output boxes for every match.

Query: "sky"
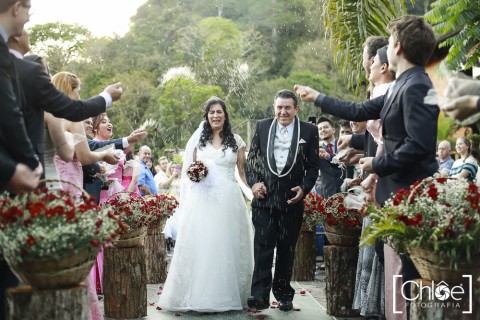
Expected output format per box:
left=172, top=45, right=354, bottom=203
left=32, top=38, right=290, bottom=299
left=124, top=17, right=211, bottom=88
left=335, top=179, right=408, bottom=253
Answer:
left=27, top=0, right=148, bottom=37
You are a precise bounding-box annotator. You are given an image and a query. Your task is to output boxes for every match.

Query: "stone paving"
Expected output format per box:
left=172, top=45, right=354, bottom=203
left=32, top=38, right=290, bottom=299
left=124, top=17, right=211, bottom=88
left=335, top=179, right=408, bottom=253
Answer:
left=102, top=258, right=364, bottom=320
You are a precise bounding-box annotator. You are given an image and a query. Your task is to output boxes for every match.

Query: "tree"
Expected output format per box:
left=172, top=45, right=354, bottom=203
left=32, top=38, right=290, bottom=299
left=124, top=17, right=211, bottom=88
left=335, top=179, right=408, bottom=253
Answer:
left=29, top=22, right=92, bottom=73
left=322, top=0, right=407, bottom=95
left=424, top=0, right=480, bottom=71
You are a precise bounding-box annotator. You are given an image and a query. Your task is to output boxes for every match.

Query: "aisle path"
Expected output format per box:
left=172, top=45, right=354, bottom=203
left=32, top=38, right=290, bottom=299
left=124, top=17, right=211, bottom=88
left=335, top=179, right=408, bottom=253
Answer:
left=144, top=281, right=333, bottom=320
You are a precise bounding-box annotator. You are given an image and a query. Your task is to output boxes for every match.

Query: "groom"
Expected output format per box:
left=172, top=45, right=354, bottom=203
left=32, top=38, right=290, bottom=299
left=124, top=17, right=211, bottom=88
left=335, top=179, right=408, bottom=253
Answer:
left=246, top=89, right=321, bottom=311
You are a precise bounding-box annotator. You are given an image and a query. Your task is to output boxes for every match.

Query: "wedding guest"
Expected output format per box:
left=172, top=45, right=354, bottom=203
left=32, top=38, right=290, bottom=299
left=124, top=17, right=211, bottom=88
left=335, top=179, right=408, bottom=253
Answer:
left=51, top=71, right=118, bottom=199
left=314, top=116, right=343, bottom=198
left=295, top=15, right=438, bottom=319
left=146, top=158, right=157, bottom=176
left=160, top=161, right=182, bottom=255
left=339, top=120, right=353, bottom=136
left=154, top=156, right=169, bottom=192
left=8, top=30, right=123, bottom=171
left=137, top=145, right=157, bottom=195
left=437, top=140, right=454, bottom=176
left=0, top=3, right=40, bottom=318
left=246, top=90, right=321, bottom=312
left=449, top=137, right=478, bottom=182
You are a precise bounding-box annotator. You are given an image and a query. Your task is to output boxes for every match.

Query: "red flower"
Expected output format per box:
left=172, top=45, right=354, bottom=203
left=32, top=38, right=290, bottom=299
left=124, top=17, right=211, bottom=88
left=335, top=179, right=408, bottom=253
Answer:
left=26, top=235, right=36, bottom=246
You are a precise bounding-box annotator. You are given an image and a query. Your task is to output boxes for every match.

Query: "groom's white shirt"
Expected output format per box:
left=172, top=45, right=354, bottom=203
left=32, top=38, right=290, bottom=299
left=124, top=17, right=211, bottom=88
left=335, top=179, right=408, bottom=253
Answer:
left=274, top=121, right=294, bottom=174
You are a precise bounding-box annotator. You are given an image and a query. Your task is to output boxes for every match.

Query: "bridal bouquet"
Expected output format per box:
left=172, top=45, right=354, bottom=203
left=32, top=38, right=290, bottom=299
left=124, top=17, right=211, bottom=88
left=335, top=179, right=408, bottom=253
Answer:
left=0, top=188, right=121, bottom=263
left=186, top=160, right=208, bottom=182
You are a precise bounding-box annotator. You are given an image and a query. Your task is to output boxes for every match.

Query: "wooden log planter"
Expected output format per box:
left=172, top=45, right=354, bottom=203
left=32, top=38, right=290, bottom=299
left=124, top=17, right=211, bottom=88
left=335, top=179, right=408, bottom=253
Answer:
left=144, top=217, right=168, bottom=284
left=103, top=244, right=147, bottom=319
left=5, top=285, right=88, bottom=320
left=324, top=245, right=360, bottom=317
left=292, top=222, right=317, bottom=281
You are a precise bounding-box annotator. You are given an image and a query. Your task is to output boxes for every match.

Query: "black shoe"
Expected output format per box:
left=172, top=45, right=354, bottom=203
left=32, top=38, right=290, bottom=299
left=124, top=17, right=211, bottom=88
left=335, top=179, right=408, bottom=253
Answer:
left=278, top=300, right=293, bottom=311
left=247, top=296, right=269, bottom=310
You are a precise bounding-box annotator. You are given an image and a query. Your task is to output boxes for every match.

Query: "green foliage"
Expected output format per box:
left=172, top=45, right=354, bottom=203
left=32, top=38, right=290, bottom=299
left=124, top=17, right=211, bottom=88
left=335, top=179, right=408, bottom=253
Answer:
left=29, top=22, right=92, bottom=73
left=425, top=0, right=480, bottom=71
left=437, top=112, right=454, bottom=141
left=322, top=0, right=407, bottom=96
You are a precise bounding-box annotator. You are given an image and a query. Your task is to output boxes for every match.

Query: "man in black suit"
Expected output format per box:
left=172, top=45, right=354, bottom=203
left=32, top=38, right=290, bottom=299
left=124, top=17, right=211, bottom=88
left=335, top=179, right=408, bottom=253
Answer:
left=8, top=30, right=123, bottom=168
left=0, top=1, right=41, bottom=319
left=246, top=89, right=321, bottom=311
left=295, top=15, right=438, bottom=319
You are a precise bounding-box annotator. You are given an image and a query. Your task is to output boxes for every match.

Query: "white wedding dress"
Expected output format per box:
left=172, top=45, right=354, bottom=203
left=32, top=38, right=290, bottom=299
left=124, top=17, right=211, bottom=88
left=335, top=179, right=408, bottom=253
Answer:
left=158, top=135, right=254, bottom=312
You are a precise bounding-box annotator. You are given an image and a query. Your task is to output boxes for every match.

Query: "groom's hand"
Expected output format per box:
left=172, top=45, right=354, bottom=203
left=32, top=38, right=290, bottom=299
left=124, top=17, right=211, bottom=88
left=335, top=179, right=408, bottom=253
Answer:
left=287, top=186, right=304, bottom=205
left=252, top=182, right=267, bottom=200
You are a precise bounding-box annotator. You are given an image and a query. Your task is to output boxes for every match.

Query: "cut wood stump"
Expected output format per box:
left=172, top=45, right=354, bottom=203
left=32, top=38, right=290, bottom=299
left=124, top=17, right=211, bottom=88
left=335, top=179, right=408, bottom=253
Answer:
left=104, top=246, right=147, bottom=318
left=144, top=219, right=168, bottom=283
left=410, top=278, right=480, bottom=320
left=292, top=223, right=316, bottom=281
left=5, top=284, right=88, bottom=320
left=324, top=245, right=359, bottom=317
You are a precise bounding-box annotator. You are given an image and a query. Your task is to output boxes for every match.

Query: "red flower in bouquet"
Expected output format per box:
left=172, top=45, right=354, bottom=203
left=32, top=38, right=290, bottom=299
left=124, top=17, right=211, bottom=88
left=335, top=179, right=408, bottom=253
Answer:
left=318, top=193, right=362, bottom=229
left=186, top=160, right=208, bottom=182
left=0, top=188, right=121, bottom=263
left=363, top=176, right=480, bottom=263
left=303, top=193, right=324, bottom=230
left=102, top=193, right=153, bottom=233
left=143, top=194, right=179, bottom=224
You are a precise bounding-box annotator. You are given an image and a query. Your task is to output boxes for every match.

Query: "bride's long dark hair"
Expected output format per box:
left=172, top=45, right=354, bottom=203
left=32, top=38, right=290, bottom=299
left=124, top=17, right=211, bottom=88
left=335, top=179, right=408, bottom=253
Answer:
left=198, top=97, right=238, bottom=153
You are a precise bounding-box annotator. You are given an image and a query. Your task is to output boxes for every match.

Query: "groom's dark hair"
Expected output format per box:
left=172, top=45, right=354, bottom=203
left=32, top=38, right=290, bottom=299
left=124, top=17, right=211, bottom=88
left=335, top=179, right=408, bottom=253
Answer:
left=274, top=89, right=298, bottom=106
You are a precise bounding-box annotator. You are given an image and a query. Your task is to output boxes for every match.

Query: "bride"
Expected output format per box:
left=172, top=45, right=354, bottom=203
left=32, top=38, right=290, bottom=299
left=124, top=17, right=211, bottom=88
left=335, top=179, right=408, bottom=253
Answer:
left=158, top=97, right=254, bottom=312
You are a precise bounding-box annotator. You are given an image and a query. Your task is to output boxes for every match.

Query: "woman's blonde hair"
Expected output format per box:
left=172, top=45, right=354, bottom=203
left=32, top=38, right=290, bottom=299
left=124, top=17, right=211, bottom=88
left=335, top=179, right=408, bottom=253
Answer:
left=51, top=72, right=80, bottom=99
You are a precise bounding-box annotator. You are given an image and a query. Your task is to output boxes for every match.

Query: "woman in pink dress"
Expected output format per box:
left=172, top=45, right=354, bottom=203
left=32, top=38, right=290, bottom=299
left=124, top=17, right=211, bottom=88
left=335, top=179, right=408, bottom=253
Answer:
left=51, top=72, right=118, bottom=320
left=89, top=113, right=141, bottom=295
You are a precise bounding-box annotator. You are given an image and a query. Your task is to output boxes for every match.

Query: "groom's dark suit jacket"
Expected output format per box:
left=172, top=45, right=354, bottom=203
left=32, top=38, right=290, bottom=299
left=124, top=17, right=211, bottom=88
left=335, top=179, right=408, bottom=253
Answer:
left=13, top=57, right=107, bottom=167
left=315, top=66, right=439, bottom=205
left=246, top=118, right=321, bottom=210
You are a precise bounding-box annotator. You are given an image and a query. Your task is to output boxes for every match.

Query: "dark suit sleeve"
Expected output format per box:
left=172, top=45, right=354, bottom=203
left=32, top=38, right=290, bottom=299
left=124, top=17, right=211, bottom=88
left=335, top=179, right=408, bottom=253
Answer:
left=315, top=94, right=384, bottom=122
left=246, top=121, right=264, bottom=186
left=88, top=138, right=124, bottom=151
left=0, top=144, right=17, bottom=191
left=372, top=83, right=437, bottom=177
left=350, top=133, right=365, bottom=150
left=300, top=125, right=321, bottom=194
left=0, top=44, right=38, bottom=170
left=30, top=62, right=106, bottom=121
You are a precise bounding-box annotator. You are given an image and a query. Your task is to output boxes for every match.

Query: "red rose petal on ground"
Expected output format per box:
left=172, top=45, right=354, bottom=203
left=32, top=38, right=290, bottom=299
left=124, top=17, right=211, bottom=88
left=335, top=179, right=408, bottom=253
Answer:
left=157, top=292, right=162, bottom=294
left=299, top=290, right=306, bottom=294
left=258, top=316, right=266, bottom=320
left=156, top=306, right=162, bottom=310
left=270, top=306, right=276, bottom=309
left=149, top=302, right=154, bottom=306
left=271, top=301, right=278, bottom=305
left=175, top=312, right=181, bottom=316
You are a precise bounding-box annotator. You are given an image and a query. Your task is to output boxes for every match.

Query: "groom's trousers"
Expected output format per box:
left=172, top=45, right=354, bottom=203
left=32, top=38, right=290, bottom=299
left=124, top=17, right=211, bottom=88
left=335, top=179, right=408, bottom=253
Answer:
left=251, top=206, right=303, bottom=302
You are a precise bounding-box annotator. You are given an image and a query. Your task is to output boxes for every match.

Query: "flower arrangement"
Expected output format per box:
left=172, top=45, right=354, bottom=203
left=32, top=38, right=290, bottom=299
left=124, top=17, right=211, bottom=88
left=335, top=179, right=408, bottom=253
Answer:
left=102, top=193, right=152, bottom=233
left=186, top=160, right=208, bottom=182
left=362, top=177, right=480, bottom=265
left=303, top=193, right=324, bottom=231
left=318, top=193, right=363, bottom=229
left=0, top=188, right=121, bottom=264
left=143, top=194, right=179, bottom=224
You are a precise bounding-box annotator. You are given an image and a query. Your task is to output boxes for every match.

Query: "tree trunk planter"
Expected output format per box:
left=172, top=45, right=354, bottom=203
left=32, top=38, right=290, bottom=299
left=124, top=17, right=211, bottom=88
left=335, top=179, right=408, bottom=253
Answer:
left=292, top=222, right=316, bottom=281
left=103, top=246, right=147, bottom=318
left=144, top=218, right=168, bottom=283
left=5, top=285, right=88, bottom=320
left=324, top=245, right=359, bottom=317
left=410, top=278, right=480, bottom=320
